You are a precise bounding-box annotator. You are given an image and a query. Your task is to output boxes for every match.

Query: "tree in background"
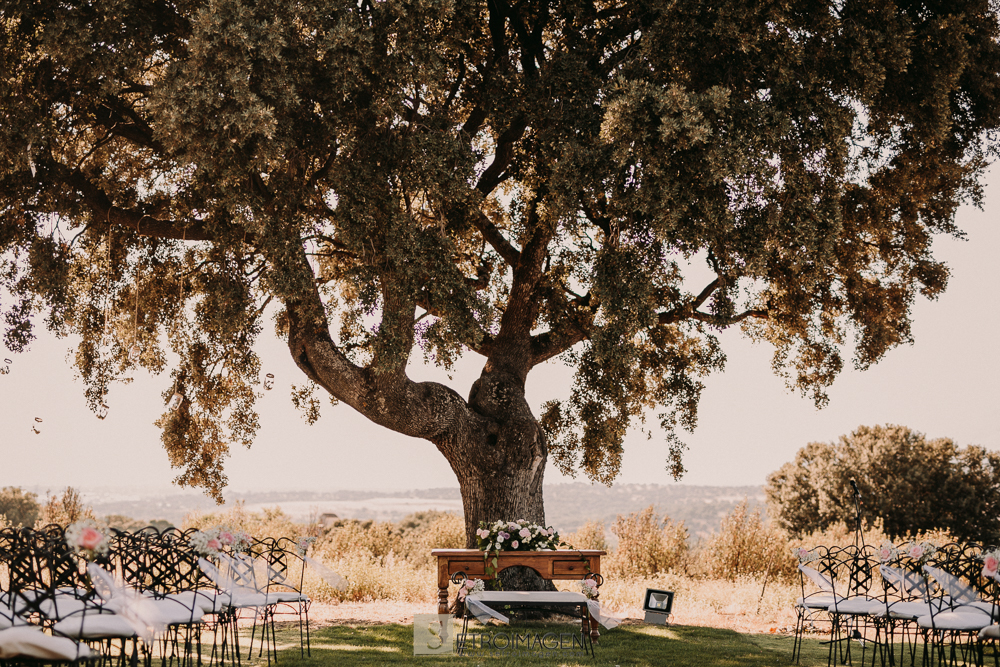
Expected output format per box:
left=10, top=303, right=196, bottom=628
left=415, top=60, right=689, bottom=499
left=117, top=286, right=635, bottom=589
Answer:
left=765, top=424, right=1000, bottom=544
left=2, top=1, right=999, bottom=547
left=36, top=487, right=95, bottom=527
left=0, top=486, right=40, bottom=527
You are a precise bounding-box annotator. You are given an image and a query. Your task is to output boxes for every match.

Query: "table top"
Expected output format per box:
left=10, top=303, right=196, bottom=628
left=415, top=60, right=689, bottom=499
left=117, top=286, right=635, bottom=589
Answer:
left=431, top=549, right=606, bottom=556
left=469, top=591, right=589, bottom=604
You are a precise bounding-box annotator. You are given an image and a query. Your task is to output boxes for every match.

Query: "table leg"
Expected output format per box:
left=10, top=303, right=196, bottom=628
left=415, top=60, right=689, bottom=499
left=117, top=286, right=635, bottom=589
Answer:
left=438, top=586, right=449, bottom=615
left=589, top=597, right=600, bottom=642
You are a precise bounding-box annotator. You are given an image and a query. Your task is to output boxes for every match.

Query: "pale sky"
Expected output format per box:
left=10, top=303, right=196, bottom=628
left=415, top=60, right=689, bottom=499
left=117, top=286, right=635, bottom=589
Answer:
left=1, top=171, right=998, bottom=498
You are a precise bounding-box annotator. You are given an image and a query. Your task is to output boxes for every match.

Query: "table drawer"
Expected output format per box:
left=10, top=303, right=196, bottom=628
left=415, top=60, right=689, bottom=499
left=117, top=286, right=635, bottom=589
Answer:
left=552, top=560, right=589, bottom=576
left=449, top=560, right=486, bottom=577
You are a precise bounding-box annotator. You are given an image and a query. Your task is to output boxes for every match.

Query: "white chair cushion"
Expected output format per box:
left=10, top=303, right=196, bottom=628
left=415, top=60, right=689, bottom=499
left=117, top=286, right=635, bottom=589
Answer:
left=269, top=591, right=308, bottom=604
left=38, top=597, right=105, bottom=621
left=796, top=594, right=840, bottom=609
left=228, top=591, right=270, bottom=609
left=829, top=598, right=882, bottom=615
left=967, top=600, right=998, bottom=618
left=141, top=597, right=204, bottom=625
left=53, top=613, right=138, bottom=639
left=0, top=626, right=92, bottom=660
left=980, top=625, right=1000, bottom=639
left=169, top=590, right=233, bottom=614
left=885, top=600, right=938, bottom=619
left=917, top=610, right=993, bottom=632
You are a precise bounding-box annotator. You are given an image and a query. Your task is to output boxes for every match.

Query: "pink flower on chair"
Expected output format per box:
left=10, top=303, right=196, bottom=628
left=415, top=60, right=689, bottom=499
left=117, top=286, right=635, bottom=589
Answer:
left=79, top=526, right=105, bottom=552
left=908, top=544, right=924, bottom=560
left=983, top=553, right=1000, bottom=577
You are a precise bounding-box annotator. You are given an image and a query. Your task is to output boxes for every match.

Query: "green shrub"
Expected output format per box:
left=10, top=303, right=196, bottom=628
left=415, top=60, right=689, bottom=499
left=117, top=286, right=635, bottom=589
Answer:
left=563, top=520, right=608, bottom=551
left=606, top=506, right=688, bottom=578
left=698, top=499, right=795, bottom=582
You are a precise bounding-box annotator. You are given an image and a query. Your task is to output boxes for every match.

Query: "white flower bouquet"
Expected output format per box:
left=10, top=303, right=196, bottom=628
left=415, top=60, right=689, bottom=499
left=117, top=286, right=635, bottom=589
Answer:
left=903, top=540, right=937, bottom=565
left=475, top=519, right=561, bottom=552
left=65, top=520, right=109, bottom=560
left=878, top=541, right=900, bottom=563
left=189, top=529, right=224, bottom=556
left=578, top=578, right=599, bottom=600
left=792, top=546, right=820, bottom=564
left=456, top=578, right=485, bottom=600
left=982, top=548, right=1000, bottom=578
left=296, top=536, right=317, bottom=556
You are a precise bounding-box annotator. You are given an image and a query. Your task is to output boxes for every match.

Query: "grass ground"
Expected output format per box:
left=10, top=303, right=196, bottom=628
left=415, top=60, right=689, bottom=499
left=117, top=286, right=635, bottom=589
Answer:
left=235, top=620, right=836, bottom=666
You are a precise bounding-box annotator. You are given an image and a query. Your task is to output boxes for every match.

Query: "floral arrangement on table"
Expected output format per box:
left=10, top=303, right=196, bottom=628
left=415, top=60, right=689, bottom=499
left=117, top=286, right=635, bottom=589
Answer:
left=791, top=546, right=820, bottom=564
left=65, top=520, right=110, bottom=560
left=981, top=548, right=1000, bottom=578
left=296, top=536, right=317, bottom=557
left=475, top=519, right=561, bottom=552
left=903, top=540, right=937, bottom=565
left=474, top=519, right=565, bottom=582
left=578, top=578, right=599, bottom=600
left=878, top=541, right=900, bottom=563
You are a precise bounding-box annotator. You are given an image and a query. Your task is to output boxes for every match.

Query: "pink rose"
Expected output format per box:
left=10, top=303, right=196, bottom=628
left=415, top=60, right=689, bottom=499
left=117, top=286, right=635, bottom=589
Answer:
left=519, top=528, right=531, bottom=539
left=512, top=540, right=519, bottom=549
left=207, top=538, right=222, bottom=551
left=909, top=545, right=923, bottom=560
left=985, top=555, right=999, bottom=576
left=219, top=531, right=235, bottom=545
left=465, top=580, right=476, bottom=590
left=880, top=548, right=891, bottom=561
left=79, top=526, right=104, bottom=551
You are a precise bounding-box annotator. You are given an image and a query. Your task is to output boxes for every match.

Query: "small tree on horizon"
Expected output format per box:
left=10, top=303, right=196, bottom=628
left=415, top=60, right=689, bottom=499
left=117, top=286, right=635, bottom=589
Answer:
left=0, top=486, right=41, bottom=528
left=765, top=424, right=1000, bottom=544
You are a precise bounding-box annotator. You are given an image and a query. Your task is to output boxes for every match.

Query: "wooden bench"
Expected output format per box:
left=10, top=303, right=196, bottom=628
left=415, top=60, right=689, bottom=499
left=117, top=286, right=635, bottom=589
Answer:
left=431, top=549, right=606, bottom=641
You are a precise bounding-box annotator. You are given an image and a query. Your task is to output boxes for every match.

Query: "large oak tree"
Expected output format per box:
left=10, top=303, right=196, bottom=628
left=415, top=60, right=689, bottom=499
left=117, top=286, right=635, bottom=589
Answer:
left=2, top=0, right=999, bottom=547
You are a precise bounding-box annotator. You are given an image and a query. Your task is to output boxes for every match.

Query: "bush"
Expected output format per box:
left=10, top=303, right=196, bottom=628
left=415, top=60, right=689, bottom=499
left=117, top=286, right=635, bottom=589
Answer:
left=0, top=487, right=39, bottom=527
left=698, top=499, right=795, bottom=582
left=563, top=520, right=608, bottom=551
left=36, top=487, right=93, bottom=526
left=606, top=506, right=688, bottom=578
left=397, top=512, right=466, bottom=567
left=182, top=503, right=302, bottom=539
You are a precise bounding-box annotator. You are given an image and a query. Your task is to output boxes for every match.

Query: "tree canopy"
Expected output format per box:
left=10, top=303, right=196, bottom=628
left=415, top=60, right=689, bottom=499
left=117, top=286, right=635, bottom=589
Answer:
left=2, top=0, right=999, bottom=530
left=765, top=424, right=1000, bottom=544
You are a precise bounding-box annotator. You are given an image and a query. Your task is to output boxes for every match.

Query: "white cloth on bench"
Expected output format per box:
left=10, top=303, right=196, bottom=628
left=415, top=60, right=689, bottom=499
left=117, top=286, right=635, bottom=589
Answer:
left=464, top=591, right=620, bottom=629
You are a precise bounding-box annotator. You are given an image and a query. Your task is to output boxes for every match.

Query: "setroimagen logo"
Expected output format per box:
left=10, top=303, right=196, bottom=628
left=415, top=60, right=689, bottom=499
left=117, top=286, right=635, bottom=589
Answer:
left=413, top=614, right=457, bottom=655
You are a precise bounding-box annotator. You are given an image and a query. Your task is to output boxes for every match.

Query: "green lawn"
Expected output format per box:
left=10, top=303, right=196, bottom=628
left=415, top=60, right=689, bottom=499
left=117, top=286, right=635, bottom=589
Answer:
left=238, top=621, right=837, bottom=666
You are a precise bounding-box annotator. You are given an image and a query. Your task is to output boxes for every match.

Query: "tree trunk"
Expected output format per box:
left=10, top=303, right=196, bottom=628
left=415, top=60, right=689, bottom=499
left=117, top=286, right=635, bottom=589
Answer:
left=449, top=368, right=556, bottom=592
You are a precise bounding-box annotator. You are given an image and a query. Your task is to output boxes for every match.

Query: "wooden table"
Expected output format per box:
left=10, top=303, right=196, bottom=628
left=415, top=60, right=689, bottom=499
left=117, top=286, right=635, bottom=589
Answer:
left=432, top=549, right=606, bottom=640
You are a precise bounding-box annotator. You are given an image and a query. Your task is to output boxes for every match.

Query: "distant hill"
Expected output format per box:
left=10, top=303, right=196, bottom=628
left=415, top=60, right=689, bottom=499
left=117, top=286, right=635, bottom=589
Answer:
left=545, top=482, right=765, bottom=539
left=80, top=483, right=764, bottom=538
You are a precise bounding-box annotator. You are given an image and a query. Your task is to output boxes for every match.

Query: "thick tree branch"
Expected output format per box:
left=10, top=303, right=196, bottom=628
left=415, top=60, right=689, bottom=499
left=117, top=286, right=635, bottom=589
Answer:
left=51, top=162, right=212, bottom=240
left=472, top=209, right=521, bottom=266
left=476, top=115, right=528, bottom=195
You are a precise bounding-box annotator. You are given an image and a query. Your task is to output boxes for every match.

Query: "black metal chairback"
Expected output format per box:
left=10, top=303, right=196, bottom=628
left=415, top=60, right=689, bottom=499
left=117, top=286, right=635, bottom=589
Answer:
left=826, top=544, right=876, bottom=599
left=4, top=526, right=99, bottom=628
